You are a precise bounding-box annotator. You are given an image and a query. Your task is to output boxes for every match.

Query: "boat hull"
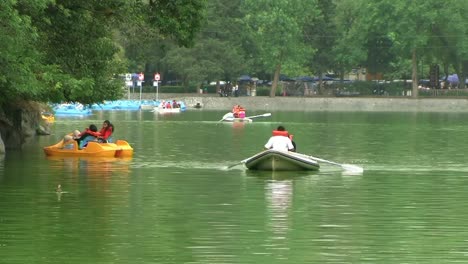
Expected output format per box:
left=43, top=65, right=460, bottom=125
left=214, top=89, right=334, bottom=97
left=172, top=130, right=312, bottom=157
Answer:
left=44, top=139, right=133, bottom=158
left=223, top=117, right=252, bottom=122
left=157, top=108, right=181, bottom=113
left=244, top=150, right=320, bottom=171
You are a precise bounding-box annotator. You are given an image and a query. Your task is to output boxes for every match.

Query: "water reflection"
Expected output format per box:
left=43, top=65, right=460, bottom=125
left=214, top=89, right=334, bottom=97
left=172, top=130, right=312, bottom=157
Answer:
left=246, top=170, right=314, bottom=260
left=266, top=178, right=292, bottom=258
left=0, top=154, right=4, bottom=181
left=46, top=156, right=131, bottom=177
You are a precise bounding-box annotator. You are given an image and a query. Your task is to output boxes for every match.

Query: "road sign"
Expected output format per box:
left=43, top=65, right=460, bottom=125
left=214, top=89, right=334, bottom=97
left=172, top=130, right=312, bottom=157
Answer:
left=138, top=72, right=144, bottom=81
left=154, top=73, right=161, bottom=81
left=125, top=73, right=132, bottom=81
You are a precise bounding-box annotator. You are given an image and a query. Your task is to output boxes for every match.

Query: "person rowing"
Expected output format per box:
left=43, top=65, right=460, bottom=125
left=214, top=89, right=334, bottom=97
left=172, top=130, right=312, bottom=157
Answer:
left=232, top=104, right=246, bottom=118
left=264, top=125, right=296, bottom=152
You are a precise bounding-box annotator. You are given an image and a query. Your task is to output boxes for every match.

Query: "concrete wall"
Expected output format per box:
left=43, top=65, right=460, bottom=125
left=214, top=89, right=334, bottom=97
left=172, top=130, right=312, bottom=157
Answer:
left=130, top=93, right=468, bottom=112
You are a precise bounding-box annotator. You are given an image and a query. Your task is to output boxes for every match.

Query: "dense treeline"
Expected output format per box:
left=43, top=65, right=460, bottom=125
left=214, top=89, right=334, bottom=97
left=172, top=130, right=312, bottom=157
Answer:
left=2, top=0, right=468, bottom=107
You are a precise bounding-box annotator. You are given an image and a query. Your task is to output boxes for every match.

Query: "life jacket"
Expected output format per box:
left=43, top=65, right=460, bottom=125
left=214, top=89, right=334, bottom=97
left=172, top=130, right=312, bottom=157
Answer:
left=272, top=130, right=293, bottom=140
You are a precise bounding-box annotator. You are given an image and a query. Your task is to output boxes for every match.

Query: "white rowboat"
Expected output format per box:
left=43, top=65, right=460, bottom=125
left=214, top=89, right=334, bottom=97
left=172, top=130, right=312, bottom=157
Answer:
left=242, top=149, right=320, bottom=171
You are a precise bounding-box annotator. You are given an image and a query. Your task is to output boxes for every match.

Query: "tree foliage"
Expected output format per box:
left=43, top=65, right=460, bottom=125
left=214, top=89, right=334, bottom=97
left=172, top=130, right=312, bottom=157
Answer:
left=241, top=0, right=318, bottom=96
left=0, top=0, right=206, bottom=107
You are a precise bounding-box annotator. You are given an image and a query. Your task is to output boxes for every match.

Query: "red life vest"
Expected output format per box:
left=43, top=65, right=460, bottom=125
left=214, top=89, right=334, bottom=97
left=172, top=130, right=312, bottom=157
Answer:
left=272, top=130, right=293, bottom=140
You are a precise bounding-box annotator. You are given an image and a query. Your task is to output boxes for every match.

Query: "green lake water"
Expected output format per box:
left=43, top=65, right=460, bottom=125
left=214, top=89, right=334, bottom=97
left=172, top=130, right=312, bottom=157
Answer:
left=1, top=109, right=468, bottom=263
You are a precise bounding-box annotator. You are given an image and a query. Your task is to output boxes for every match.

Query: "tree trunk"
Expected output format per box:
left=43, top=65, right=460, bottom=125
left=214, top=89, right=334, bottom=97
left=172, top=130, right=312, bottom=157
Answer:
left=460, top=60, right=468, bottom=89
left=270, top=63, right=281, bottom=97
left=318, top=71, right=325, bottom=95
left=411, top=49, right=419, bottom=98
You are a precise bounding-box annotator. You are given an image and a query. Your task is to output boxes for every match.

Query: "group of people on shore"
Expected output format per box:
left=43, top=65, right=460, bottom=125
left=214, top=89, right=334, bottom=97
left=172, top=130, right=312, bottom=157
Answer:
left=63, top=120, right=114, bottom=149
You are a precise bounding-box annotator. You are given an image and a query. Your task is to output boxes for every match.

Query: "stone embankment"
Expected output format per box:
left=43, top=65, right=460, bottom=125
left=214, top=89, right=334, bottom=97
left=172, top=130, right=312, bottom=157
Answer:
left=130, top=93, right=468, bottom=112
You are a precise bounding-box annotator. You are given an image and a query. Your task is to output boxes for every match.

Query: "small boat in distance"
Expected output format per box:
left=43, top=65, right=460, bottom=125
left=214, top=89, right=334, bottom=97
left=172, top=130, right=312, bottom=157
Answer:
left=157, top=108, right=181, bottom=113
left=152, top=100, right=187, bottom=113
left=41, top=112, right=55, bottom=123
left=220, top=112, right=252, bottom=122
left=242, top=149, right=320, bottom=171
left=53, top=103, right=93, bottom=116
left=219, top=112, right=271, bottom=123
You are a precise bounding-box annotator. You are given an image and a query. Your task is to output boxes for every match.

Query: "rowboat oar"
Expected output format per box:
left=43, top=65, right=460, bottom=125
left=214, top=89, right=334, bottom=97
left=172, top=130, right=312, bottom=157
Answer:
left=300, top=153, right=363, bottom=173
left=245, top=113, right=271, bottom=119
left=226, top=158, right=249, bottom=169
left=218, top=112, right=234, bottom=123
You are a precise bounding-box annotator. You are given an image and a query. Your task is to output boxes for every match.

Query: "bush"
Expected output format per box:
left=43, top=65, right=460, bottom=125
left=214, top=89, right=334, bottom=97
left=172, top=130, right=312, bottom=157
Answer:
left=256, top=86, right=271, bottom=96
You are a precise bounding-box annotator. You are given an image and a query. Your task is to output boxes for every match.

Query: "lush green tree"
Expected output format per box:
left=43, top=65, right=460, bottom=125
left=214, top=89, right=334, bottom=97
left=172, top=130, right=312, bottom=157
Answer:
left=428, top=0, right=468, bottom=88
left=331, top=0, right=367, bottom=83
left=303, top=0, right=336, bottom=93
left=118, top=0, right=207, bottom=77
left=241, top=0, right=317, bottom=97
left=0, top=0, right=52, bottom=106
left=353, top=0, right=468, bottom=96
left=2, top=0, right=207, bottom=106
left=32, top=0, right=129, bottom=104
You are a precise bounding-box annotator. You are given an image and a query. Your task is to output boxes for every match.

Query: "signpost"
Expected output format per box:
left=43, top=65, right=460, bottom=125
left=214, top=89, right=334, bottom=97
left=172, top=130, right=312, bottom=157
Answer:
left=138, top=72, right=144, bottom=100
left=125, top=73, right=132, bottom=99
left=153, top=73, right=161, bottom=100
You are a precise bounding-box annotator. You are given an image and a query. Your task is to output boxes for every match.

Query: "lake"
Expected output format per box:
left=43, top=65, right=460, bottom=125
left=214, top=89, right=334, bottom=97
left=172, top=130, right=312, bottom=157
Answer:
left=1, top=109, right=468, bottom=263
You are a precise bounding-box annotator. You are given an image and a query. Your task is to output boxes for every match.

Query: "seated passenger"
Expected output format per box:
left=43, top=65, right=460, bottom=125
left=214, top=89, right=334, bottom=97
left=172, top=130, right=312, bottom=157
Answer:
left=96, top=120, right=114, bottom=143
left=264, top=125, right=296, bottom=152
left=232, top=105, right=240, bottom=118
left=232, top=105, right=246, bottom=118
left=74, top=124, right=99, bottom=149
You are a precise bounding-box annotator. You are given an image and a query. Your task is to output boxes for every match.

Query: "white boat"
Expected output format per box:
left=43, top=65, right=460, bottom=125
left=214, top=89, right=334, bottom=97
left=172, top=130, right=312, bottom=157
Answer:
left=154, top=107, right=181, bottom=113
left=242, top=149, right=320, bottom=171
left=151, top=100, right=187, bottom=113
left=219, top=112, right=271, bottom=123
left=221, top=113, right=252, bottom=122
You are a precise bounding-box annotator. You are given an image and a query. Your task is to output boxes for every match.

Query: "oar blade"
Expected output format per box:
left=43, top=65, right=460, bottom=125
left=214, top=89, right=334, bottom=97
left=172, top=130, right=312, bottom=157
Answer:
left=245, top=113, right=272, bottom=119
left=225, top=162, right=244, bottom=170
left=341, top=164, right=364, bottom=173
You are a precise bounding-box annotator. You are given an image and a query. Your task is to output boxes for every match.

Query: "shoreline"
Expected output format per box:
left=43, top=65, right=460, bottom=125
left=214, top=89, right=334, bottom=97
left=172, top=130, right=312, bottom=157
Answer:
left=128, top=94, right=468, bottom=112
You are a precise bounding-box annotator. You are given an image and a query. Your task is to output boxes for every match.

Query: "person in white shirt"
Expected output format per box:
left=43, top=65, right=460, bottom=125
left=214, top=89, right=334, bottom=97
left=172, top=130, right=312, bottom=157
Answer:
left=264, top=126, right=295, bottom=152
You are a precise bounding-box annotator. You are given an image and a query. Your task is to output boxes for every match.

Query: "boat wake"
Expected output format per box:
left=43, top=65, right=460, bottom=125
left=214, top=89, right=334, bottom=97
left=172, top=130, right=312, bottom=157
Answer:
left=352, top=164, right=468, bottom=173
left=132, top=160, right=230, bottom=170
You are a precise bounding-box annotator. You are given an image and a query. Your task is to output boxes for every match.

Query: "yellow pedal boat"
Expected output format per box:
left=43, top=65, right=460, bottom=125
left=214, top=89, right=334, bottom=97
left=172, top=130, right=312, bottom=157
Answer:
left=41, top=112, right=55, bottom=123
left=44, top=139, right=134, bottom=158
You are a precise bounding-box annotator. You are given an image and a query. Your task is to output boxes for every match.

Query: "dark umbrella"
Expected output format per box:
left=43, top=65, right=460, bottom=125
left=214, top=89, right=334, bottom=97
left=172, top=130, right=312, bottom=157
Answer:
left=238, top=75, right=252, bottom=81
left=313, top=76, right=335, bottom=81
left=448, top=74, right=459, bottom=84
left=279, top=74, right=295, bottom=81
left=295, top=76, right=315, bottom=82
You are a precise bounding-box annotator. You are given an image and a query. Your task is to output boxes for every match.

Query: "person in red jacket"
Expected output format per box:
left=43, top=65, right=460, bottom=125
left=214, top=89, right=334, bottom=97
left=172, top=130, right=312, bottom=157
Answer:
left=96, top=120, right=114, bottom=143
left=264, top=125, right=296, bottom=152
